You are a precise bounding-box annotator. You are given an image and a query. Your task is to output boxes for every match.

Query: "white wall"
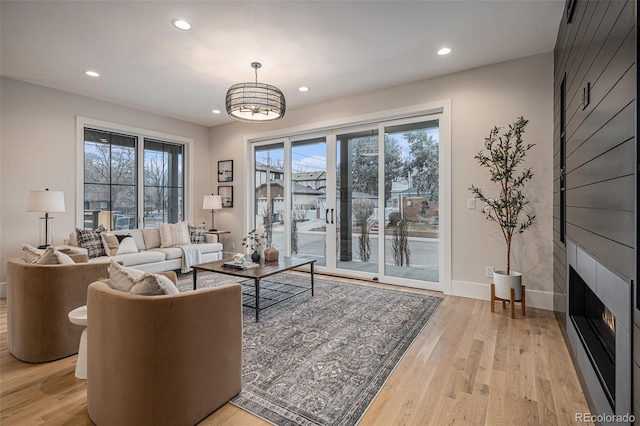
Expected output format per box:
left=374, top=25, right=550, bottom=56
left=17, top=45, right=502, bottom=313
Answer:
left=0, top=77, right=212, bottom=285
left=209, top=52, right=554, bottom=307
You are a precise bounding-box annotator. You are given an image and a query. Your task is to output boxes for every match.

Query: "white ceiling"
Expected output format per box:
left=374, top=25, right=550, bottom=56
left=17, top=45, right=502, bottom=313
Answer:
left=1, top=1, right=564, bottom=127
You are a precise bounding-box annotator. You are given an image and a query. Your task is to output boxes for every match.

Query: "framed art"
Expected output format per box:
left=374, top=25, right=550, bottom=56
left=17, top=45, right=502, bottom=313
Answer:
left=218, top=160, right=233, bottom=182
left=218, top=186, right=233, bottom=208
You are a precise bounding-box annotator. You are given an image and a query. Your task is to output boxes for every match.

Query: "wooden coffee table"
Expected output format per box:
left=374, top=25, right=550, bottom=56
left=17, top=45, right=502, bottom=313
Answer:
left=192, top=256, right=316, bottom=321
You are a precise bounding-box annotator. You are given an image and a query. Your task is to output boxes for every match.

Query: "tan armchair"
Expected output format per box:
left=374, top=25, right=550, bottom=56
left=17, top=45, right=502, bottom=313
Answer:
left=86, top=278, right=242, bottom=426
left=7, top=255, right=110, bottom=363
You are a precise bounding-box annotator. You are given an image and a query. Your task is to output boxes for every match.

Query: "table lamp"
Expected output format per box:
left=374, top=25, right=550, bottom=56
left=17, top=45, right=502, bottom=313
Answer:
left=27, top=188, right=65, bottom=248
left=203, top=194, right=222, bottom=231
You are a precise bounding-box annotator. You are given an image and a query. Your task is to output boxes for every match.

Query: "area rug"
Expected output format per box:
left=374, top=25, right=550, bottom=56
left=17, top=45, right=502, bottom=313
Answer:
left=177, top=272, right=443, bottom=426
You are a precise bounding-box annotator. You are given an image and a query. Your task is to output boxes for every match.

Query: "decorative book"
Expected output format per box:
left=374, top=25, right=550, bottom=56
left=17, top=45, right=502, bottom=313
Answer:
left=222, top=262, right=259, bottom=270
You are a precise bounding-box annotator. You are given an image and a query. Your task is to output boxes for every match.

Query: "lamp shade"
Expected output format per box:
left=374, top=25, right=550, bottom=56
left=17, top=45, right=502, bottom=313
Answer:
left=203, top=195, right=222, bottom=210
left=225, top=83, right=286, bottom=122
left=225, top=62, right=286, bottom=123
left=27, top=189, right=65, bottom=213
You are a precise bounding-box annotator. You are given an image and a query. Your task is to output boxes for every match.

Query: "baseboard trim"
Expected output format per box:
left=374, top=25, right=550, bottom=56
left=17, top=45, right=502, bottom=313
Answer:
left=451, top=280, right=553, bottom=310
left=0, top=282, right=6, bottom=299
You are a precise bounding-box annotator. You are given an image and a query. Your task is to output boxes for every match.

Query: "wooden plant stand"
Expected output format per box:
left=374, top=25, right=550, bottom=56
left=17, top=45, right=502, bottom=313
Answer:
left=491, top=284, right=526, bottom=319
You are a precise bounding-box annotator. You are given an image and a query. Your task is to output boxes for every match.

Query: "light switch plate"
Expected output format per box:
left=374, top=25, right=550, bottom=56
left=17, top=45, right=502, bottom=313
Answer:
left=467, top=198, right=476, bottom=209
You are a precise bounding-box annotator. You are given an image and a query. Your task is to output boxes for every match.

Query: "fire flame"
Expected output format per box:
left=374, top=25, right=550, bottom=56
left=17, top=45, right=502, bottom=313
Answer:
left=602, top=307, right=616, bottom=335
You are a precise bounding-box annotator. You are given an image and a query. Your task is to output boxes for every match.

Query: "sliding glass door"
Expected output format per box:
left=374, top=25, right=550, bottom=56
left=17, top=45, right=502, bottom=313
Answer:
left=253, top=142, right=285, bottom=251
left=249, top=114, right=443, bottom=291
left=335, top=128, right=379, bottom=274
left=382, top=119, right=439, bottom=284
left=290, top=137, right=327, bottom=266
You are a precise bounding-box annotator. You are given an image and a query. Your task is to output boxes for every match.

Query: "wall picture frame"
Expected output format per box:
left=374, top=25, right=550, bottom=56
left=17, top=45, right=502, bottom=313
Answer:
left=218, top=160, right=233, bottom=182
left=218, top=186, right=233, bottom=208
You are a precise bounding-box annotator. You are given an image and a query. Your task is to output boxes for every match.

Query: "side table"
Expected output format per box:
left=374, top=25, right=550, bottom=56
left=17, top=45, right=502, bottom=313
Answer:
left=205, top=230, right=230, bottom=236
left=68, top=305, right=88, bottom=379
left=205, top=230, right=230, bottom=247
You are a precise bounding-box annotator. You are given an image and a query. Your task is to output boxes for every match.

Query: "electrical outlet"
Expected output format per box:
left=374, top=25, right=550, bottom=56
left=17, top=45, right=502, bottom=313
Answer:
left=230, top=242, right=236, bottom=250
left=467, top=198, right=476, bottom=209
left=486, top=266, right=494, bottom=278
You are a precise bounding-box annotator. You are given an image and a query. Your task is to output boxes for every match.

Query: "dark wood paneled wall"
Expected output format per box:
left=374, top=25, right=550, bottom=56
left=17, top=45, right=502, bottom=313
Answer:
left=553, top=0, right=637, bottom=417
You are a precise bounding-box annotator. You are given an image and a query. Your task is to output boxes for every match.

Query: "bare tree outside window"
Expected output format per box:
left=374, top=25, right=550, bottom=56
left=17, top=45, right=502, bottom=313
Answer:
left=403, top=131, right=439, bottom=199
left=389, top=212, right=410, bottom=266
left=84, top=129, right=184, bottom=230
left=353, top=198, right=374, bottom=263
left=350, top=136, right=404, bottom=202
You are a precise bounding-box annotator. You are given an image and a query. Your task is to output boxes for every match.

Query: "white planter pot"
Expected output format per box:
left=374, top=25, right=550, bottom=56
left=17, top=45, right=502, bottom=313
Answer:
left=493, top=270, right=522, bottom=300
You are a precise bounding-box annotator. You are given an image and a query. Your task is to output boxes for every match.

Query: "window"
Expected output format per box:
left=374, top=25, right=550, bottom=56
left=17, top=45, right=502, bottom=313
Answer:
left=143, top=139, right=184, bottom=228
left=84, top=129, right=137, bottom=230
left=83, top=127, right=185, bottom=230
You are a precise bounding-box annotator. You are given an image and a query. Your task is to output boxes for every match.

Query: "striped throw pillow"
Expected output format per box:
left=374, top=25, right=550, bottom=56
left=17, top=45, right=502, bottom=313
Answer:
left=158, top=221, right=190, bottom=248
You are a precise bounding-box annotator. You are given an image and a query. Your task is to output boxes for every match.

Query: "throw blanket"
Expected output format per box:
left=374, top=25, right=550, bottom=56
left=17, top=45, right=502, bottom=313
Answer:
left=178, top=245, right=202, bottom=273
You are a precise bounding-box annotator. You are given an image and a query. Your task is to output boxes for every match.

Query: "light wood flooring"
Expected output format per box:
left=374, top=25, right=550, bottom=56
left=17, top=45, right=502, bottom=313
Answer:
left=0, top=275, right=592, bottom=425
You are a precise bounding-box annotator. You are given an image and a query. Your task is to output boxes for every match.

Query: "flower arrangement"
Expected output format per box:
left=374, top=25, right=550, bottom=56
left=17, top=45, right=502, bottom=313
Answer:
left=242, top=228, right=264, bottom=253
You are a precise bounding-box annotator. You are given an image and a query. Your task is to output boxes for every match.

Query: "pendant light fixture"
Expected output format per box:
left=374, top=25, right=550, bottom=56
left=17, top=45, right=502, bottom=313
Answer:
left=225, top=62, right=286, bottom=123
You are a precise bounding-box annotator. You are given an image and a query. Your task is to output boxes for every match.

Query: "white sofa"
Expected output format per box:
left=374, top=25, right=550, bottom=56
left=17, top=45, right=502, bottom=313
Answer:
left=63, top=228, right=223, bottom=273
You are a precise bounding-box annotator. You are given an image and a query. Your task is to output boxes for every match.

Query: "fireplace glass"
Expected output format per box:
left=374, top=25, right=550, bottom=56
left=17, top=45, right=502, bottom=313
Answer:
left=569, top=266, right=616, bottom=408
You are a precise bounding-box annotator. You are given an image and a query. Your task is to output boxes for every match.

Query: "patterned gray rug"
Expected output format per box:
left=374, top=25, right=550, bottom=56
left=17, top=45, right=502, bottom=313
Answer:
left=177, top=272, right=443, bottom=426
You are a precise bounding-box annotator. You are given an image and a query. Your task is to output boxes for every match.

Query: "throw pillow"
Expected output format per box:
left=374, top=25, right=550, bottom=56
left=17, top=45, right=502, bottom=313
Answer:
left=108, top=260, right=144, bottom=292
left=22, top=244, right=44, bottom=263
left=188, top=223, right=206, bottom=244
left=101, top=233, right=120, bottom=256
left=76, top=225, right=107, bottom=259
left=130, top=273, right=180, bottom=296
left=115, top=236, right=138, bottom=255
left=102, top=233, right=138, bottom=256
left=158, top=221, right=190, bottom=248
left=68, top=231, right=78, bottom=247
left=108, top=260, right=179, bottom=295
left=35, top=246, right=75, bottom=265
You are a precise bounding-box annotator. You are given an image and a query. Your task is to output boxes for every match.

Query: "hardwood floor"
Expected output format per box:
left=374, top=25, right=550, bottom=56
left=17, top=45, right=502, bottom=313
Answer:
left=0, top=276, right=592, bottom=425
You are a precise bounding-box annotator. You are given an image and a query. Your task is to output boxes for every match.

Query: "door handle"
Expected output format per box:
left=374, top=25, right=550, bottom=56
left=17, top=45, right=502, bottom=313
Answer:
left=326, top=209, right=329, bottom=224
left=331, top=209, right=334, bottom=224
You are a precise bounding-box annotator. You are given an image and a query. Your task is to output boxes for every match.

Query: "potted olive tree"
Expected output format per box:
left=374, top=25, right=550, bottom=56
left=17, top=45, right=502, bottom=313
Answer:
left=469, top=116, right=535, bottom=301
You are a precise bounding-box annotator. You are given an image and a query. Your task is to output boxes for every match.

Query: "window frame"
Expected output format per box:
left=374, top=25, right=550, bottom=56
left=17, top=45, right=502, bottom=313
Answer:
left=76, top=117, right=193, bottom=229
left=560, top=74, right=567, bottom=244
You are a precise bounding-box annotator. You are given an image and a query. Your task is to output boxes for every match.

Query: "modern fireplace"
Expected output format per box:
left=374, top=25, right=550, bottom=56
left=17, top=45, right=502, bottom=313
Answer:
left=569, top=266, right=616, bottom=407
left=565, top=240, right=631, bottom=418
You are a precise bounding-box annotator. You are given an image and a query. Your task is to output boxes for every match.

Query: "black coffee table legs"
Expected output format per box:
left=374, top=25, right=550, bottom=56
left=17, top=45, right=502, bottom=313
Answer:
left=255, top=278, right=260, bottom=322
left=192, top=268, right=198, bottom=290
left=192, top=262, right=315, bottom=322
left=252, top=266, right=314, bottom=322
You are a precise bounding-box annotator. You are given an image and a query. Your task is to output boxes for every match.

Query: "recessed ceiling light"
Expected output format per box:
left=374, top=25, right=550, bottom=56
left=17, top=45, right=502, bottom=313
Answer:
left=172, top=19, right=192, bottom=31
left=437, top=47, right=453, bottom=56
left=298, top=86, right=310, bottom=92
left=212, top=109, right=221, bottom=114
left=84, top=70, right=100, bottom=77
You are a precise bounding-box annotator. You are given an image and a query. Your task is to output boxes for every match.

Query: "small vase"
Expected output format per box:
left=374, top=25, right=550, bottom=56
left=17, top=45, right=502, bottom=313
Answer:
left=251, top=251, right=261, bottom=262
left=264, top=246, right=279, bottom=261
